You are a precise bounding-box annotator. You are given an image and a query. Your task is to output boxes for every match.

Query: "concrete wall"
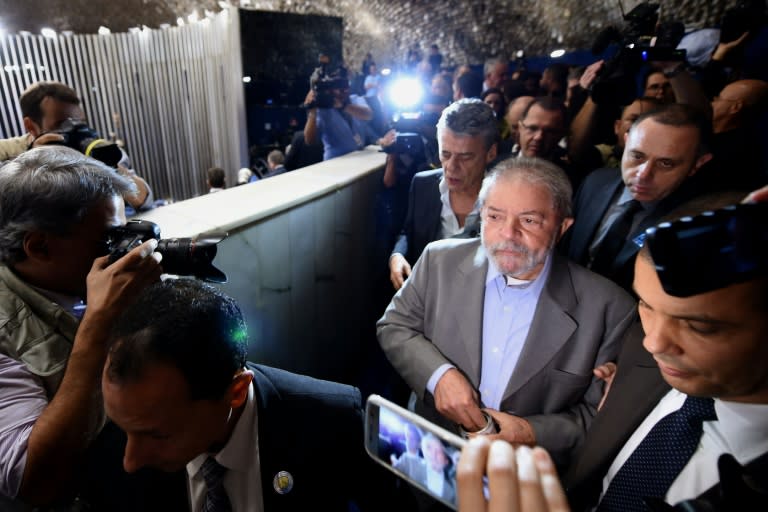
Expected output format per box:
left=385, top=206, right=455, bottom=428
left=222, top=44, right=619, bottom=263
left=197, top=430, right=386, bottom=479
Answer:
left=137, top=147, right=385, bottom=384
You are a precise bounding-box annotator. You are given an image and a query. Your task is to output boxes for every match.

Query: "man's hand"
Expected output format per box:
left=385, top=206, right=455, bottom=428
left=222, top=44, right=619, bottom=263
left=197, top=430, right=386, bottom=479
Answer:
left=30, top=133, right=65, bottom=148
left=304, top=89, right=317, bottom=107
left=744, top=185, right=768, bottom=203
left=593, top=362, right=617, bottom=412
left=389, top=253, right=412, bottom=290
left=712, top=31, right=749, bottom=62
left=378, top=129, right=396, bottom=148
left=457, top=438, right=570, bottom=512
left=579, top=60, right=604, bottom=90
left=434, top=368, right=486, bottom=431
left=82, top=239, right=162, bottom=330
left=484, top=409, right=536, bottom=445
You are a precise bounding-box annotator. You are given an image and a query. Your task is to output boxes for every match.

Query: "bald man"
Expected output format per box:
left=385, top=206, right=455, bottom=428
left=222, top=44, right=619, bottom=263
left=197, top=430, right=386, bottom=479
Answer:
left=696, top=79, right=768, bottom=192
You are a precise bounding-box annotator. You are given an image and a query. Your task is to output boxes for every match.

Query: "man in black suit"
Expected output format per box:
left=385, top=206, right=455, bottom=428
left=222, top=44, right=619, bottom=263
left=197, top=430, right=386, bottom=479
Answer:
left=99, top=279, right=376, bottom=511
left=566, top=202, right=768, bottom=511
left=388, top=98, right=498, bottom=290
left=563, top=104, right=713, bottom=291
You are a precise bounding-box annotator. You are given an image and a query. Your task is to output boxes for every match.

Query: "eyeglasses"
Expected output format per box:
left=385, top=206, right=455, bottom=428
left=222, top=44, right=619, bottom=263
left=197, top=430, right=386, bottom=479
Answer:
left=519, top=120, right=562, bottom=138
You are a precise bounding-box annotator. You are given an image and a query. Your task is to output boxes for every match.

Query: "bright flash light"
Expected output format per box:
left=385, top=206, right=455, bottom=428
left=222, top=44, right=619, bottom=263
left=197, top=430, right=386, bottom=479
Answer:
left=41, top=27, right=57, bottom=38
left=550, top=49, right=565, bottom=58
left=242, top=76, right=252, bottom=83
left=389, top=77, right=424, bottom=111
left=381, top=68, right=391, bottom=76
left=98, top=26, right=111, bottom=35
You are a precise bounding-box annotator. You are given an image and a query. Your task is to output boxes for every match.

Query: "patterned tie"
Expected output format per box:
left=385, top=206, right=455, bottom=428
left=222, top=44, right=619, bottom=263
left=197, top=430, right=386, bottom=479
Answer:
left=200, top=457, right=232, bottom=512
left=597, top=396, right=717, bottom=512
left=590, top=199, right=643, bottom=275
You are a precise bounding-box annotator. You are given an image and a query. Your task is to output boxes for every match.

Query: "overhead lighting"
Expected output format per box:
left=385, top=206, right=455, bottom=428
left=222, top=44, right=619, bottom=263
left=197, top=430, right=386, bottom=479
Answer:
left=218, top=1, right=231, bottom=8
left=23, top=63, right=33, bottom=70
left=550, top=49, right=566, bottom=58
left=177, top=17, right=185, bottom=26
left=159, top=23, right=170, bottom=30
left=98, top=26, right=111, bottom=36
left=129, top=27, right=141, bottom=34
left=242, top=76, right=252, bottom=83
left=41, top=27, right=57, bottom=38
left=188, top=11, right=199, bottom=23
left=381, top=68, right=391, bottom=76
left=61, top=30, right=73, bottom=37
left=19, top=30, right=31, bottom=37
left=204, top=9, right=215, bottom=18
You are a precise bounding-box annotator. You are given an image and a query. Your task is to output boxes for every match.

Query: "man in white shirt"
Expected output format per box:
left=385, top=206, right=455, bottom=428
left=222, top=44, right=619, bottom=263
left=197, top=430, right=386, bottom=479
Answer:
left=388, top=98, right=498, bottom=290
left=100, top=279, right=372, bottom=512
left=566, top=199, right=768, bottom=511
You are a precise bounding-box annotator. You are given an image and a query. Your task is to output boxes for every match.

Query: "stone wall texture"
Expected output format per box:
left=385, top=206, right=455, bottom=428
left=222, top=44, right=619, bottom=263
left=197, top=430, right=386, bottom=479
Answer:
left=0, top=0, right=743, bottom=71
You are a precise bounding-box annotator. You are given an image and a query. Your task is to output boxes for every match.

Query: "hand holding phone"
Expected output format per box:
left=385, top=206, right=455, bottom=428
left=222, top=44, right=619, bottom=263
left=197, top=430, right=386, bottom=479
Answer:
left=365, top=395, right=466, bottom=510
left=456, top=438, right=570, bottom=512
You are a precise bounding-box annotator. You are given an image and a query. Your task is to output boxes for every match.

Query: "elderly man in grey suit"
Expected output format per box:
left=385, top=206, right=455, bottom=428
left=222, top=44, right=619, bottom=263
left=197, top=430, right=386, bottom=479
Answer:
left=378, top=157, right=638, bottom=468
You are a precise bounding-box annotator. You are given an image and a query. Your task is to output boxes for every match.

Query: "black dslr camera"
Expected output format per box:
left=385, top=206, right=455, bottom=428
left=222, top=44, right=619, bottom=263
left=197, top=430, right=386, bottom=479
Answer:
left=106, top=220, right=228, bottom=283
left=590, top=2, right=686, bottom=105
left=48, top=118, right=123, bottom=168
left=645, top=202, right=768, bottom=297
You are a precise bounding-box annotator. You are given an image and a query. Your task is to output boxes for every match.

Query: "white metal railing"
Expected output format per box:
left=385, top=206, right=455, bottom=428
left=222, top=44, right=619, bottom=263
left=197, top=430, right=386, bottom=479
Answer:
left=0, top=8, right=247, bottom=201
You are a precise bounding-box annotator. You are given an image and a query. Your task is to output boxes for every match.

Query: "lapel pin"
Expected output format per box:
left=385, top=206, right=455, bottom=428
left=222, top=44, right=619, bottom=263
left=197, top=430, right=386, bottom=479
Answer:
left=273, top=471, right=294, bottom=494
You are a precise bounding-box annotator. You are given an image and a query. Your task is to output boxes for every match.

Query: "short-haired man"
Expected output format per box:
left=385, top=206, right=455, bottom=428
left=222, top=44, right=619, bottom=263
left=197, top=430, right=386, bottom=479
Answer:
left=101, top=279, right=372, bottom=510
left=206, top=167, right=226, bottom=193
left=483, top=58, right=509, bottom=91
left=566, top=202, right=768, bottom=510
left=303, top=68, right=373, bottom=161
left=388, top=99, right=498, bottom=290
left=0, top=146, right=162, bottom=506
left=453, top=72, right=483, bottom=101
left=379, top=157, right=637, bottom=467
left=7, top=81, right=154, bottom=212
left=643, top=70, right=675, bottom=103
left=264, top=149, right=287, bottom=178
left=564, top=103, right=713, bottom=291
left=516, top=98, right=568, bottom=161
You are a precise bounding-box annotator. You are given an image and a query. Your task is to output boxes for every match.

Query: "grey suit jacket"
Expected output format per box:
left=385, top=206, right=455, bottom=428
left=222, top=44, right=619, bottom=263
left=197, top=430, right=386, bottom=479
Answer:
left=377, top=238, right=639, bottom=467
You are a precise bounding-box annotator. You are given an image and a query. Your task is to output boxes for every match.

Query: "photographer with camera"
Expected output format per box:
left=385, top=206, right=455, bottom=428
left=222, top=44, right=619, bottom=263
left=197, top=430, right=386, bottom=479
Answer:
left=0, top=146, right=163, bottom=508
left=303, top=65, right=373, bottom=161
left=0, top=81, right=154, bottom=213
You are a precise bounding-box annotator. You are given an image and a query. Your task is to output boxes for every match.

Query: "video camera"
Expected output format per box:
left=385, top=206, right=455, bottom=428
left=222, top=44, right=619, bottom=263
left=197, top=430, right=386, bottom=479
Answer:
left=106, top=219, right=228, bottom=283
left=46, top=118, right=123, bottom=168
left=306, top=66, right=349, bottom=109
left=645, top=202, right=768, bottom=297
left=590, top=2, right=686, bottom=105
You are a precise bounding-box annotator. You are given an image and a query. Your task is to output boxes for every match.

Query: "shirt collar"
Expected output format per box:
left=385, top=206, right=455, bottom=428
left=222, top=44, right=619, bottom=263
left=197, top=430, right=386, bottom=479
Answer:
left=30, top=285, right=85, bottom=319
left=187, top=379, right=257, bottom=477
left=713, top=397, right=768, bottom=459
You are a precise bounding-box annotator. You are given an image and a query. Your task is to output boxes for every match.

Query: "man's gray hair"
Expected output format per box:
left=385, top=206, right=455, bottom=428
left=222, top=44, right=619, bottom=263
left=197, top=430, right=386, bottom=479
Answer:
left=0, top=146, right=136, bottom=264
left=484, top=57, right=506, bottom=76
left=479, top=156, right=573, bottom=220
left=436, top=98, right=499, bottom=150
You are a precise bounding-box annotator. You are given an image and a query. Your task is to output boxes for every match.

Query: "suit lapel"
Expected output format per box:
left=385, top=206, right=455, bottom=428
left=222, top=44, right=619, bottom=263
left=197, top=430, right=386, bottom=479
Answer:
left=502, top=255, right=577, bottom=399
left=570, top=173, right=623, bottom=261
left=455, top=243, right=489, bottom=387
left=426, top=171, right=444, bottom=243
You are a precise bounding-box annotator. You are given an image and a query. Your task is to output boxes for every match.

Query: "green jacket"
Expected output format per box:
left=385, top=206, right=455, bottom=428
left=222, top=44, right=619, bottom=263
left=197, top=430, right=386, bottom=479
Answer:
left=0, top=265, right=78, bottom=398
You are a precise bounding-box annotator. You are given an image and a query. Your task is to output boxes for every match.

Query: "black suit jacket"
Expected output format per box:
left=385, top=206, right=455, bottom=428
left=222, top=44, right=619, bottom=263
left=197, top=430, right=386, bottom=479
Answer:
left=392, top=169, right=443, bottom=264
left=80, top=364, right=384, bottom=512
left=563, top=168, right=699, bottom=291
left=564, top=325, right=768, bottom=511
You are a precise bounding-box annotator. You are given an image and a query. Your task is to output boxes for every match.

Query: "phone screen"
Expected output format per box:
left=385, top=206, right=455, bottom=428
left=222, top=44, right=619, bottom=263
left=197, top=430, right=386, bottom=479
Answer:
left=365, top=395, right=465, bottom=510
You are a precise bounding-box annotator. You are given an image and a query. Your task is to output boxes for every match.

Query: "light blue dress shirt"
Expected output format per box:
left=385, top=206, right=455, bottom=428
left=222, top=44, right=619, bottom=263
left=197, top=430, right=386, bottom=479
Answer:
left=426, top=254, right=552, bottom=411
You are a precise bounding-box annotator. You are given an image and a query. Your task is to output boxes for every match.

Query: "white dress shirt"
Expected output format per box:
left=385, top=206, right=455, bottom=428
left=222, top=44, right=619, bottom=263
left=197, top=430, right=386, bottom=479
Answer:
left=187, top=382, right=263, bottom=512
left=438, top=176, right=480, bottom=239
left=600, top=388, right=768, bottom=506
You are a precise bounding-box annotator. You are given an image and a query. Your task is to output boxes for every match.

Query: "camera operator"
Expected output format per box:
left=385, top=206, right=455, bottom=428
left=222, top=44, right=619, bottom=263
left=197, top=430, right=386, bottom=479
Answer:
left=0, top=146, right=162, bottom=508
left=303, top=66, right=373, bottom=161
left=0, top=81, right=154, bottom=213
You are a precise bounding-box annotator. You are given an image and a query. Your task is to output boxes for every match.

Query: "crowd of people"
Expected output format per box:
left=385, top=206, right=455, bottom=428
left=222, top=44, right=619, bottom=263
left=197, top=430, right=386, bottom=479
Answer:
left=0, top=5, right=767, bottom=512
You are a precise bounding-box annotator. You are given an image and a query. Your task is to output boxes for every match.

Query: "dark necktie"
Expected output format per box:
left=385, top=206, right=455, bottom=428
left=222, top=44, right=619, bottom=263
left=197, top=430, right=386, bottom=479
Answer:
left=597, top=396, right=717, bottom=512
left=590, top=199, right=643, bottom=275
left=200, top=457, right=232, bottom=512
